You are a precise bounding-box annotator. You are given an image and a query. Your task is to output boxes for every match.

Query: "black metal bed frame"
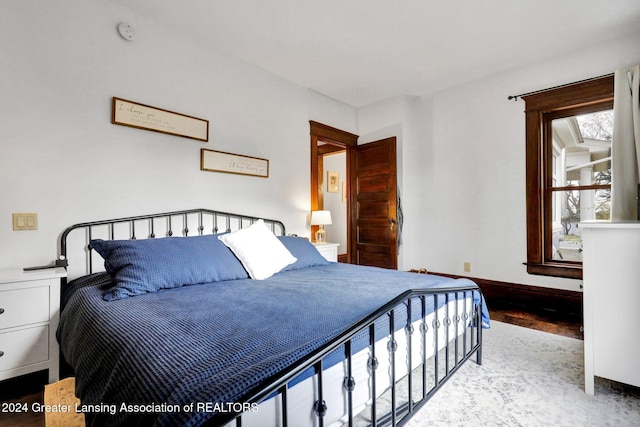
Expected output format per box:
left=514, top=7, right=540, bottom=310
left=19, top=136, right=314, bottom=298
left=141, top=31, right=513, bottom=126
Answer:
left=58, top=208, right=483, bottom=427
left=219, top=287, right=483, bottom=427
left=58, top=208, right=285, bottom=282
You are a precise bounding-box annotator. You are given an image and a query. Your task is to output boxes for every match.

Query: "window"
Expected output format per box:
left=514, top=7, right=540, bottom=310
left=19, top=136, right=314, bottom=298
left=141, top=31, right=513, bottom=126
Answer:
left=523, top=75, right=614, bottom=279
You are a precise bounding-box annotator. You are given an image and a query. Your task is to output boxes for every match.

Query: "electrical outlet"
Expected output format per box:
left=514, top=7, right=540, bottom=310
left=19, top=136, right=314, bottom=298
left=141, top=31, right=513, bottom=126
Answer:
left=13, top=213, right=38, bottom=231
left=463, top=262, right=471, bottom=273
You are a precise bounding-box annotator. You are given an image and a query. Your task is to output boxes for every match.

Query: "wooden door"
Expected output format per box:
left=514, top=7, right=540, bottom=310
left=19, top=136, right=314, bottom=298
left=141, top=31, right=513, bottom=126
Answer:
left=350, top=137, right=398, bottom=269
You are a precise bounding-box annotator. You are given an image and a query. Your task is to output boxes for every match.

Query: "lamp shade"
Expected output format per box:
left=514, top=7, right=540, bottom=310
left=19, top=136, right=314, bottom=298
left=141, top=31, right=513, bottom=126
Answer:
left=310, top=210, right=332, bottom=225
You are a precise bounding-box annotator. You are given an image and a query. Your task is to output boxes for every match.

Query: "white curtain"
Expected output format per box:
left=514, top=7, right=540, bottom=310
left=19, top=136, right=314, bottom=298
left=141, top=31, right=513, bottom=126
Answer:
left=611, top=64, right=640, bottom=221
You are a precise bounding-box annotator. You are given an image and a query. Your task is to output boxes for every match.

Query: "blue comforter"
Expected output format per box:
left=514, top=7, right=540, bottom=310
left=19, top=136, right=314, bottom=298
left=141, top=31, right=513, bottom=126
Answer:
left=58, top=263, right=488, bottom=426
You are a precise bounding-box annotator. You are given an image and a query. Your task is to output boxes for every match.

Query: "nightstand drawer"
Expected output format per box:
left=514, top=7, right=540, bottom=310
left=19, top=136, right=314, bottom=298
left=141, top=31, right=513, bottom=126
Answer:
left=0, top=286, right=50, bottom=330
left=0, top=268, right=64, bottom=383
left=0, top=325, right=49, bottom=372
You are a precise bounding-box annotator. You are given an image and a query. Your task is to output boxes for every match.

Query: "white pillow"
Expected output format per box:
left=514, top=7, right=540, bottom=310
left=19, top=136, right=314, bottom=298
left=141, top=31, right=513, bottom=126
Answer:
left=218, top=220, right=297, bottom=280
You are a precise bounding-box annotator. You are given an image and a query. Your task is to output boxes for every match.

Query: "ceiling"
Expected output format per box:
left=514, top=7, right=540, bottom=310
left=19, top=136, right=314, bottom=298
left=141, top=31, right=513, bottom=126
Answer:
left=116, top=0, right=640, bottom=107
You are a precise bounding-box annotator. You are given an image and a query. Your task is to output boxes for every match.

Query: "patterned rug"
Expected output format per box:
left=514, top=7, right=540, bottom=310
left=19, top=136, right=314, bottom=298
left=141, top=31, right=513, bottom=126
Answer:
left=403, top=320, right=640, bottom=427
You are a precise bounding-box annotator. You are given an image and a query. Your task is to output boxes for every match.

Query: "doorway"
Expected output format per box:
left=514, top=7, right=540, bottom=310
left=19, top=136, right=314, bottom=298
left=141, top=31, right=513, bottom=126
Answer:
left=310, top=121, right=399, bottom=269
left=310, top=121, right=357, bottom=263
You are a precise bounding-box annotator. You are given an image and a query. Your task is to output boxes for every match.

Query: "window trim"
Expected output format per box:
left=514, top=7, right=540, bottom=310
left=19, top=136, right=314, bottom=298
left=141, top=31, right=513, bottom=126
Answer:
left=523, top=75, right=614, bottom=279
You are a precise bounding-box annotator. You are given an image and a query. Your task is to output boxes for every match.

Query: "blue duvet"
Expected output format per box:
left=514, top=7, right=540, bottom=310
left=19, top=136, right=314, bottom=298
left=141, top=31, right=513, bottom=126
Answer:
left=58, top=263, right=488, bottom=426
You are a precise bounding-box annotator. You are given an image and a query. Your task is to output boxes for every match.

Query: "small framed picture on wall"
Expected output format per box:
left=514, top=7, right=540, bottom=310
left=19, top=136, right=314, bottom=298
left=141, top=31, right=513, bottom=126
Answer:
left=327, top=171, right=339, bottom=193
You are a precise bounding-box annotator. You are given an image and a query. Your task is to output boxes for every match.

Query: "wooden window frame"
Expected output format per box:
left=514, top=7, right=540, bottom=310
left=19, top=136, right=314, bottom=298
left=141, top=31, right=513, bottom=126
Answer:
left=523, top=75, right=614, bottom=279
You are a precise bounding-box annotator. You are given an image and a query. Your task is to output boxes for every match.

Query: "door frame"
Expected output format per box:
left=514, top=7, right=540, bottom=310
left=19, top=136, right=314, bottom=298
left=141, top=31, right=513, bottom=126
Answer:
left=310, top=121, right=358, bottom=263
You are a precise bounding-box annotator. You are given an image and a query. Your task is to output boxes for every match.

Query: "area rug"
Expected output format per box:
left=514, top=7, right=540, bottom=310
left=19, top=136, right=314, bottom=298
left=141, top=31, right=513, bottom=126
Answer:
left=403, top=320, right=640, bottom=427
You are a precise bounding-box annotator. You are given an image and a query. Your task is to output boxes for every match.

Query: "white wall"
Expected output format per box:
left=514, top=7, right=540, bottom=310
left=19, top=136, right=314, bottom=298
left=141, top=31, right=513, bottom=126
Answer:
left=360, top=30, right=640, bottom=292
left=0, top=1, right=356, bottom=269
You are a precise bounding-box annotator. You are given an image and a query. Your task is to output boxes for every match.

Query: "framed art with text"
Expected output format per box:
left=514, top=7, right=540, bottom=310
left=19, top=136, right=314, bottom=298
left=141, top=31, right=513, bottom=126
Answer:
left=112, top=97, right=209, bottom=141
left=200, top=149, right=269, bottom=178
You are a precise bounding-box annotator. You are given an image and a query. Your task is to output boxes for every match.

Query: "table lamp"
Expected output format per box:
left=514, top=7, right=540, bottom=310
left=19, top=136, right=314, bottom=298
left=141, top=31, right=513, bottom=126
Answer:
left=310, top=210, right=332, bottom=243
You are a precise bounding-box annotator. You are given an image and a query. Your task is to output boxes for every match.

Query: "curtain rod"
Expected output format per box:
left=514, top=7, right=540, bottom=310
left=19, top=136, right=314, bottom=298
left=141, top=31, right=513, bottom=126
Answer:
left=507, top=73, right=614, bottom=101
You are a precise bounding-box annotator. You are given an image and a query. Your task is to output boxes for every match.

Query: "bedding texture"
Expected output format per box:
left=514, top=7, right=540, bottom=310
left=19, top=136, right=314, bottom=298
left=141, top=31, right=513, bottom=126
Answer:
left=58, top=263, right=488, bottom=427
left=91, top=227, right=327, bottom=302
left=91, top=234, right=249, bottom=301
left=277, top=235, right=331, bottom=270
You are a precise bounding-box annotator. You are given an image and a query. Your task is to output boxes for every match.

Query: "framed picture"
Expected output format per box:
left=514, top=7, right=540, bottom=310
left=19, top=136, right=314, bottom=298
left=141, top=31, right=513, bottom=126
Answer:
left=327, top=171, right=339, bottom=193
left=112, top=97, right=209, bottom=141
left=201, top=149, right=269, bottom=178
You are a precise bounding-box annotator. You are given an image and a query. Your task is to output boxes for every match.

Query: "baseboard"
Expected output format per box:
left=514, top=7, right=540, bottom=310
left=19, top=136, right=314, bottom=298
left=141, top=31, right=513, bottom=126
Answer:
left=430, top=271, right=583, bottom=320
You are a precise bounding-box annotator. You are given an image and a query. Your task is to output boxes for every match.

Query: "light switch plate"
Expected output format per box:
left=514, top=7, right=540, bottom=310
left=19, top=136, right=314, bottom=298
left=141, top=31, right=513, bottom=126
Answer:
left=13, top=213, right=38, bottom=231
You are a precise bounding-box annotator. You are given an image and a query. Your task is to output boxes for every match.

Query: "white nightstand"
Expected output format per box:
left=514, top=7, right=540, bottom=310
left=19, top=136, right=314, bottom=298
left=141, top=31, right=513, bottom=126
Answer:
left=0, top=267, right=66, bottom=383
left=313, top=242, right=340, bottom=262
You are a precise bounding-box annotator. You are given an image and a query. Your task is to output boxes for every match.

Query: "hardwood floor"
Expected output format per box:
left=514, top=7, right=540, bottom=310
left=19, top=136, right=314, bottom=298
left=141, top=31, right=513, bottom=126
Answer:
left=490, top=306, right=583, bottom=340
left=0, top=307, right=582, bottom=427
left=0, top=371, right=47, bottom=427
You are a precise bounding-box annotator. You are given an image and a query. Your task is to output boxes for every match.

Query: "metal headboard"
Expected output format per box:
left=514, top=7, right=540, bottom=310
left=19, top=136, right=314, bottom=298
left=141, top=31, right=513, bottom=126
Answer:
left=58, top=208, right=286, bottom=281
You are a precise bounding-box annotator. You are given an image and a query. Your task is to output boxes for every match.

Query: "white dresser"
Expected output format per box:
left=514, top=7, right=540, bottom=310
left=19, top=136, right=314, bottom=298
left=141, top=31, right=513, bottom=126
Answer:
left=0, top=267, right=66, bottom=383
left=581, top=221, right=640, bottom=394
left=313, top=242, right=340, bottom=262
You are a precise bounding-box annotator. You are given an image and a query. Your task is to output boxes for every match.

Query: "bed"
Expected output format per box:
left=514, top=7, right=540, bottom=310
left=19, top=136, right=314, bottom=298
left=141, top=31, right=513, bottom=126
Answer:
left=56, top=208, right=489, bottom=427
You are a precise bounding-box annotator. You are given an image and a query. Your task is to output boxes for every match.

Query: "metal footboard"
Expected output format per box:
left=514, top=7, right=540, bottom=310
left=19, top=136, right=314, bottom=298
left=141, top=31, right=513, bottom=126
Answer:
left=219, top=285, right=483, bottom=427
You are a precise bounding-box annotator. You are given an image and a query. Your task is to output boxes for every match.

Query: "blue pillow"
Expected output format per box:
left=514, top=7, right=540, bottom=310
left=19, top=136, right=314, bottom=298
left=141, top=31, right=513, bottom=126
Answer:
left=91, top=234, right=249, bottom=301
left=278, top=236, right=331, bottom=271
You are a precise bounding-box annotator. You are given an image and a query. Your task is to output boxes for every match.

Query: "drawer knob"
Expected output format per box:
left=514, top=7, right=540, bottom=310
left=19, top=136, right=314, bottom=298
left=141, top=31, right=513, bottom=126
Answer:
left=0, top=308, right=4, bottom=314
left=0, top=351, right=4, bottom=357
